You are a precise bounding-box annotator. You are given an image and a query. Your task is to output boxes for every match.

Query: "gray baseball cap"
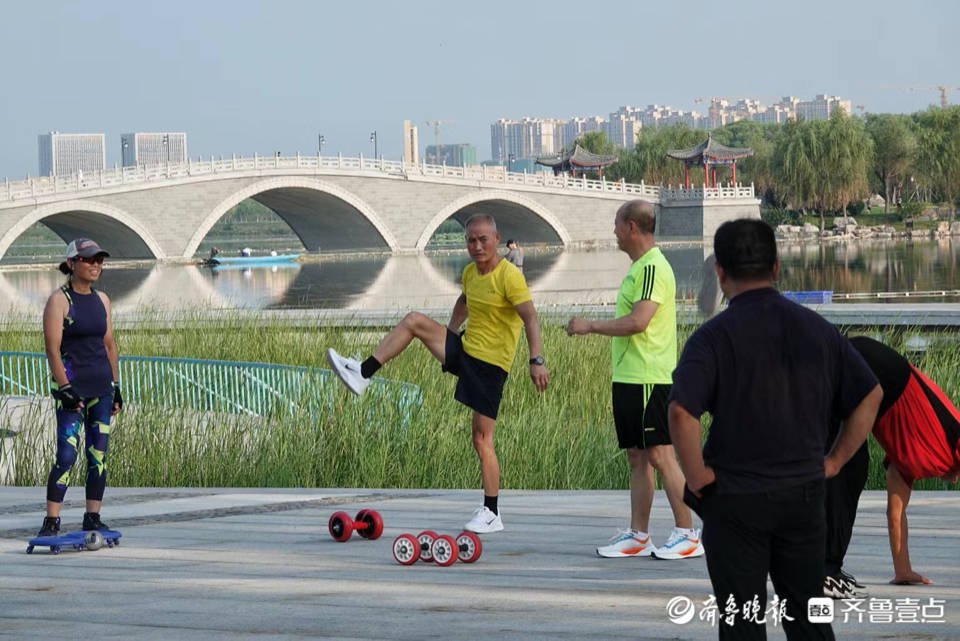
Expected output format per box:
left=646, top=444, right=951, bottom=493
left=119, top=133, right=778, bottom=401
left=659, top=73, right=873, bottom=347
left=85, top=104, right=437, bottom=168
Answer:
left=59, top=238, right=109, bottom=273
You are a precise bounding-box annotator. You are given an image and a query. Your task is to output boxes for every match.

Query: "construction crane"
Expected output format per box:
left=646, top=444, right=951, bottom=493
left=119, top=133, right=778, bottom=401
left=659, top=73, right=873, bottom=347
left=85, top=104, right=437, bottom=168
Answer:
left=883, top=86, right=960, bottom=109
left=424, top=120, right=455, bottom=163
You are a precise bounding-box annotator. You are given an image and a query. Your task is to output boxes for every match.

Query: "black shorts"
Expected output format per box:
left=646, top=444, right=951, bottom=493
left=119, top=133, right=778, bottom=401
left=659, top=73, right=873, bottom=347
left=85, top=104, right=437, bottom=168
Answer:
left=442, top=329, right=508, bottom=420
left=612, top=383, right=672, bottom=449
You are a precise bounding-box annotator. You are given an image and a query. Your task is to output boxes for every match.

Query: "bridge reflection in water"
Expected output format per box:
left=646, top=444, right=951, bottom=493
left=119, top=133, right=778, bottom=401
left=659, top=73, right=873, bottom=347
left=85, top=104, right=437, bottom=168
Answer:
left=1, top=239, right=957, bottom=316
left=0, top=246, right=709, bottom=316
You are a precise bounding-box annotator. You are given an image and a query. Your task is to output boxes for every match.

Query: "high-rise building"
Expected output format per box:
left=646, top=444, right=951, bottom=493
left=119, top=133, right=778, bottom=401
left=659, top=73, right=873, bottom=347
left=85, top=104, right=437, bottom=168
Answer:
left=491, top=117, right=566, bottom=162
left=521, top=117, right=562, bottom=158
left=38, top=132, right=105, bottom=176
left=424, top=143, right=477, bottom=166
left=752, top=104, right=792, bottom=123
left=563, top=117, right=607, bottom=148
left=120, top=132, right=188, bottom=167
left=606, top=107, right=643, bottom=149
left=491, top=118, right=523, bottom=164
left=796, top=94, right=851, bottom=121
left=402, top=121, right=419, bottom=165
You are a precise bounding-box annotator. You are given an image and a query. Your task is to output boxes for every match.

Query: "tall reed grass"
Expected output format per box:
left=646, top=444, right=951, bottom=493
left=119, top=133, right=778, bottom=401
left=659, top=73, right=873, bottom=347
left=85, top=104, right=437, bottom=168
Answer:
left=2, top=314, right=958, bottom=492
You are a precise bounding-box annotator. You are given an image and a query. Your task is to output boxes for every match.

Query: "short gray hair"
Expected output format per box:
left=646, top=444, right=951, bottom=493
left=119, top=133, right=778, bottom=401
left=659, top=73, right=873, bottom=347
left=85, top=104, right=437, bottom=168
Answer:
left=464, top=214, right=497, bottom=232
left=617, top=200, right=656, bottom=234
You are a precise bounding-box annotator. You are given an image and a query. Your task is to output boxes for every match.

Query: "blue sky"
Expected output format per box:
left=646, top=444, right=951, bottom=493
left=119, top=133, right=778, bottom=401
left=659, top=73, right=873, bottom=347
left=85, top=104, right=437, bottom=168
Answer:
left=1, top=0, right=957, bottom=178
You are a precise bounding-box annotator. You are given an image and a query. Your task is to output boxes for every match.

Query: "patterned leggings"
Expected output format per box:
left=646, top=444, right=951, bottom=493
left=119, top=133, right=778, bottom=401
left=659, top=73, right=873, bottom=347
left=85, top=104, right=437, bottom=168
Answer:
left=45, top=392, right=113, bottom=503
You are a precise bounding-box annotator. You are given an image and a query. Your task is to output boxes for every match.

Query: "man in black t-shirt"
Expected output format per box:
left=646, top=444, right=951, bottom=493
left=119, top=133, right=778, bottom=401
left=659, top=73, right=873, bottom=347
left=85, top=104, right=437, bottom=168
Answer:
left=669, top=219, right=882, bottom=640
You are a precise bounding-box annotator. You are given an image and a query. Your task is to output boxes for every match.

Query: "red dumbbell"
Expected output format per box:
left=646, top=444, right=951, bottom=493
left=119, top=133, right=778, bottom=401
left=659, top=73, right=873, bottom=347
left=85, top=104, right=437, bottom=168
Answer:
left=392, top=530, right=482, bottom=565
left=328, top=509, right=384, bottom=542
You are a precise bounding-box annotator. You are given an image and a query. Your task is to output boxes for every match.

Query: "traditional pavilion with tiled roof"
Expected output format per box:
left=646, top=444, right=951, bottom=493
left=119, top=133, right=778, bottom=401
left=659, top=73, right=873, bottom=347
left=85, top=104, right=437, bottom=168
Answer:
left=666, top=135, right=753, bottom=189
left=536, top=144, right=619, bottom=177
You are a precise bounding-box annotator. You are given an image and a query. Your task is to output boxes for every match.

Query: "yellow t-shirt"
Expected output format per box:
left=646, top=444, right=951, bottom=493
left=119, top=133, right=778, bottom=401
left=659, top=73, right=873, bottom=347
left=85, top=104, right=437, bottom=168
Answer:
left=462, top=259, right=531, bottom=373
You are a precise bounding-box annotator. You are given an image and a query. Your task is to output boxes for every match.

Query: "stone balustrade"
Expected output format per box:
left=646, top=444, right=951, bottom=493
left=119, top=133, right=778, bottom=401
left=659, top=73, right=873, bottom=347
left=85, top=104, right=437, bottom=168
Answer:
left=1, top=154, right=752, bottom=205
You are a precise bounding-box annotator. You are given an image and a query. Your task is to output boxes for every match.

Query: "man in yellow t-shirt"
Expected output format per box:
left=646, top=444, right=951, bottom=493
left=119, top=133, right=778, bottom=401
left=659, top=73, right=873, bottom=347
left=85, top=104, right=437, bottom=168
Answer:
left=567, top=200, right=701, bottom=560
left=327, top=214, right=549, bottom=533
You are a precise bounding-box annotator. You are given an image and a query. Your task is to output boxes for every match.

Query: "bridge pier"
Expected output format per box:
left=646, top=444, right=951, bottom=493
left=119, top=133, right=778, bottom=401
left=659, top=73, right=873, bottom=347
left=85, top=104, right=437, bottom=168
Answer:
left=658, top=191, right=761, bottom=240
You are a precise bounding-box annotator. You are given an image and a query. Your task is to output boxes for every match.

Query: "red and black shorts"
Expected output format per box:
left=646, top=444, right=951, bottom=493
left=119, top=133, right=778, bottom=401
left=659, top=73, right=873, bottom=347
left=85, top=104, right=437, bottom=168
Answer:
left=612, top=383, right=672, bottom=450
left=441, top=329, right=508, bottom=420
left=874, top=365, right=960, bottom=483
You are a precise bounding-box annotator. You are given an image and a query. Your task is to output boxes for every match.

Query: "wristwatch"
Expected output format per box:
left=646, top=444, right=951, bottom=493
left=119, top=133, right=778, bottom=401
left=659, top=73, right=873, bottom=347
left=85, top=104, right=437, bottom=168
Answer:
left=529, top=355, right=545, bottom=366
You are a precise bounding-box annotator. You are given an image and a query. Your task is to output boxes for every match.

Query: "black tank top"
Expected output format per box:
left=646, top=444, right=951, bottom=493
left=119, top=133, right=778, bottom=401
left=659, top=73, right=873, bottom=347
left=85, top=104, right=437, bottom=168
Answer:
left=60, top=285, right=113, bottom=397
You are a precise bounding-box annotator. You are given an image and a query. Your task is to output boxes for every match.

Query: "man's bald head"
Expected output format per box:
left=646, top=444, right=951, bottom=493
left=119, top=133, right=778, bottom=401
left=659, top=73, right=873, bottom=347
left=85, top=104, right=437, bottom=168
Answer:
left=616, top=200, right=656, bottom=235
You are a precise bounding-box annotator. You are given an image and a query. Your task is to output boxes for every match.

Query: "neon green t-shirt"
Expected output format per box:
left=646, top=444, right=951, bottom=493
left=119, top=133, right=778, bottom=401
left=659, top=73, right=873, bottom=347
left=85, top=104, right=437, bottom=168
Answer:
left=611, top=247, right=677, bottom=384
left=462, top=259, right=531, bottom=373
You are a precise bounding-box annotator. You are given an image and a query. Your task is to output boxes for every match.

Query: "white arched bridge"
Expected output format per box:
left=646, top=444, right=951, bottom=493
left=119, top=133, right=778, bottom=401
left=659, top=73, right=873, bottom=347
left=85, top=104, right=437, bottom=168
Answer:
left=0, top=155, right=758, bottom=260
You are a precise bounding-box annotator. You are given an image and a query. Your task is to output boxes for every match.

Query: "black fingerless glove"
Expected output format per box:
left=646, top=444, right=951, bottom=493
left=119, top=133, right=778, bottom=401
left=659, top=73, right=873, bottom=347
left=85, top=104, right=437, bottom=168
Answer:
left=52, top=383, right=82, bottom=411
left=111, top=381, right=123, bottom=410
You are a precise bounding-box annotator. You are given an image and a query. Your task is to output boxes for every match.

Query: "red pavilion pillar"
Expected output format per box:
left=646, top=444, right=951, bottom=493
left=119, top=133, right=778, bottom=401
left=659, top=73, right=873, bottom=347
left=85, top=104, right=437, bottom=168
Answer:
left=684, top=164, right=690, bottom=189
left=703, top=162, right=709, bottom=187
left=712, top=167, right=717, bottom=188
left=731, top=162, right=737, bottom=186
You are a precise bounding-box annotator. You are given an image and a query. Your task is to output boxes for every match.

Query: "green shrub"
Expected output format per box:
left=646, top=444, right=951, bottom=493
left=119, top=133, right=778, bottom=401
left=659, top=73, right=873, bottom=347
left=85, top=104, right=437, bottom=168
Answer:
left=761, top=208, right=797, bottom=226
left=846, top=201, right=866, bottom=217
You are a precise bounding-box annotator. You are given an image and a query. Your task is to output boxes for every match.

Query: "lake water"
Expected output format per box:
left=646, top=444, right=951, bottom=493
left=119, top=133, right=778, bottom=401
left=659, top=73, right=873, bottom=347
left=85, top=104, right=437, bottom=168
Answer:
left=1, top=239, right=958, bottom=315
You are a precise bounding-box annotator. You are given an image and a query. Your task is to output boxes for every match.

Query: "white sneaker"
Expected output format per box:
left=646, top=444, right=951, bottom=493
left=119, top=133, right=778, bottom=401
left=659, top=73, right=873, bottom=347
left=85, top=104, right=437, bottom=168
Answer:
left=463, top=506, right=504, bottom=533
left=326, top=348, right=370, bottom=395
left=596, top=529, right=657, bottom=558
left=653, top=527, right=704, bottom=559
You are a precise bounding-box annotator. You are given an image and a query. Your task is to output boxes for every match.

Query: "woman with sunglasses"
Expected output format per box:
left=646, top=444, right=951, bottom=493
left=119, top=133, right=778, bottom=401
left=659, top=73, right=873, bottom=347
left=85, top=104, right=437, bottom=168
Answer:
left=37, top=238, right=123, bottom=537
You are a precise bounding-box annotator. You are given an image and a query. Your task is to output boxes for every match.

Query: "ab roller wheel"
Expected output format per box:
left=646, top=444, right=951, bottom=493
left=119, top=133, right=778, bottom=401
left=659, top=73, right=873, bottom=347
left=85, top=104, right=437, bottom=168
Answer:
left=392, top=530, right=482, bottom=565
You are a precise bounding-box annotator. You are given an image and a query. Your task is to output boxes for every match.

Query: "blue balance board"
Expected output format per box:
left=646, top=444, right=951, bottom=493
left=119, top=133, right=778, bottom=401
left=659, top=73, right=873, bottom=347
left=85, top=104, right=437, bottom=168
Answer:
left=26, top=529, right=122, bottom=554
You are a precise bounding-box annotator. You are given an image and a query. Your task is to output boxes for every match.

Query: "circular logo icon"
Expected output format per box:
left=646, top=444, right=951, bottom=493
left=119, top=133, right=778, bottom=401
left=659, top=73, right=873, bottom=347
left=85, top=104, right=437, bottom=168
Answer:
left=666, top=596, right=696, bottom=624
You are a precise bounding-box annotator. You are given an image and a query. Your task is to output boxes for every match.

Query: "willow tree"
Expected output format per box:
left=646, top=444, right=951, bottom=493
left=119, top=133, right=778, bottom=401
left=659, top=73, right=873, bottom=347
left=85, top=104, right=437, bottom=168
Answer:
left=820, top=109, right=873, bottom=228
left=865, top=114, right=916, bottom=212
left=564, top=130, right=618, bottom=156
left=606, top=124, right=704, bottom=185
left=773, top=118, right=822, bottom=225
left=913, top=106, right=960, bottom=219
left=714, top=120, right=782, bottom=203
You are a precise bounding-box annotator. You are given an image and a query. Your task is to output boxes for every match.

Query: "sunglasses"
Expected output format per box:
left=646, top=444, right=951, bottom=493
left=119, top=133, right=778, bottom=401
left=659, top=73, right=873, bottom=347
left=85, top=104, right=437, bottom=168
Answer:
left=75, top=255, right=105, bottom=265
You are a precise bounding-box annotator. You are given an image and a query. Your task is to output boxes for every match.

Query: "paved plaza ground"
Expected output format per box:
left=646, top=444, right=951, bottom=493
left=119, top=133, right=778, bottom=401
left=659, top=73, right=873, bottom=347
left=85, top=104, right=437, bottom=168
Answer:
left=1, top=488, right=959, bottom=640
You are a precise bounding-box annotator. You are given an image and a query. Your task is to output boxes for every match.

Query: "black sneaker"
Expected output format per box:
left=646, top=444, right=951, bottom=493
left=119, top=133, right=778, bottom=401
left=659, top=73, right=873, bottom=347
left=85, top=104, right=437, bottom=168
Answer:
left=839, top=568, right=866, bottom=589
left=82, top=512, right=109, bottom=531
left=824, top=573, right=868, bottom=599
left=37, top=516, right=61, bottom=538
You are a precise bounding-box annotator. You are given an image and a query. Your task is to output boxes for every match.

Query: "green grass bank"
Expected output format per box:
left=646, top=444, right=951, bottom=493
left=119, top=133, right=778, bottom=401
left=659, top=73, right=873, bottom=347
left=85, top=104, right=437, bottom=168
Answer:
left=2, top=319, right=958, bottom=492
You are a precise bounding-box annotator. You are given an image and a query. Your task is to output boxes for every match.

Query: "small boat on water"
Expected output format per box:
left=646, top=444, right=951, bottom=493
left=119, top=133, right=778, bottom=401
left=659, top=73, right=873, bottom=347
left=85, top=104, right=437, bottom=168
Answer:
left=199, top=253, right=300, bottom=267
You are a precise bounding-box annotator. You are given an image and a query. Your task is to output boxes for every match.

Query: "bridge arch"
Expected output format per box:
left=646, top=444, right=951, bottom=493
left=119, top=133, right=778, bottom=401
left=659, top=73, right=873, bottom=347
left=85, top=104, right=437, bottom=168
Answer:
left=0, top=200, right=163, bottom=261
left=415, top=190, right=570, bottom=251
left=184, top=177, right=398, bottom=257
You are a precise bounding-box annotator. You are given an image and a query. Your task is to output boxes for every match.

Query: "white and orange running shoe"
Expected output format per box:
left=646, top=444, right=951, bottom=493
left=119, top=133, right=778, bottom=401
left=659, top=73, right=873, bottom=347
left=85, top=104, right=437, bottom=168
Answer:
left=653, top=527, right=704, bottom=559
left=596, top=529, right=657, bottom=558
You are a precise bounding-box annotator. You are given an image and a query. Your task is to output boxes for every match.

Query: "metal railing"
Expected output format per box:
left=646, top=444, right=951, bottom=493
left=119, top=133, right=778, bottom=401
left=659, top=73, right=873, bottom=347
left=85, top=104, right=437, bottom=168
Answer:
left=0, top=352, right=421, bottom=419
left=0, top=153, right=752, bottom=205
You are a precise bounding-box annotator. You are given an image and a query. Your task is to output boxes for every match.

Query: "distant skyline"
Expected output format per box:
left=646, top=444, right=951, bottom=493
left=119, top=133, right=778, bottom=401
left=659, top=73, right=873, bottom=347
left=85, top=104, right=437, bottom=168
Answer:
left=1, top=0, right=957, bottom=179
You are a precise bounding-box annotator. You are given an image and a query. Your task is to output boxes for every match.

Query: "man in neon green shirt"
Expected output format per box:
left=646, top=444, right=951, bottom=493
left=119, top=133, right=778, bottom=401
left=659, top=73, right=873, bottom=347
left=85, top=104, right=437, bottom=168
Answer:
left=328, top=214, right=549, bottom=533
left=567, top=200, right=701, bottom=560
